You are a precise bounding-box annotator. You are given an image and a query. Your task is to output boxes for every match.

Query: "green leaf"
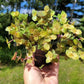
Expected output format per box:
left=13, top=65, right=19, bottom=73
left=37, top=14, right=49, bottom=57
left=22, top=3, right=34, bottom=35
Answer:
left=32, top=9, right=37, bottom=16
left=11, top=11, right=19, bottom=17
left=50, top=35, right=57, bottom=40
left=46, top=51, right=53, bottom=63
left=38, top=18, right=45, bottom=25
left=73, top=39, right=79, bottom=45
left=75, top=29, right=82, bottom=35
left=78, top=50, right=84, bottom=59
left=53, top=15, right=57, bottom=18
left=57, top=11, right=67, bottom=24
left=26, top=58, right=33, bottom=64
left=8, top=43, right=11, bottom=49
left=37, top=11, right=47, bottom=17
left=40, top=30, right=48, bottom=37
left=66, top=49, right=79, bottom=60
left=32, top=16, right=37, bottom=21
left=5, top=26, right=11, bottom=32
left=52, top=20, right=61, bottom=34
left=18, top=14, right=28, bottom=21
left=78, top=42, right=82, bottom=48
left=43, top=43, right=50, bottom=50
left=52, top=49, right=58, bottom=59
left=44, top=5, right=50, bottom=12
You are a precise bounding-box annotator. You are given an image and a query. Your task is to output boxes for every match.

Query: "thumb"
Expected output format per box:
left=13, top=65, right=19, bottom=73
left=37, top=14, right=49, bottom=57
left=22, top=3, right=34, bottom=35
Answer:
left=23, top=64, right=44, bottom=84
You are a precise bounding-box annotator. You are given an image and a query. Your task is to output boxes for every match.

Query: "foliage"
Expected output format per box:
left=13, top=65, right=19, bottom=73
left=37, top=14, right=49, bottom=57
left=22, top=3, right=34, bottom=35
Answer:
left=0, top=13, right=12, bottom=46
left=6, top=5, right=84, bottom=66
left=0, top=13, right=27, bottom=65
left=0, top=46, right=26, bottom=65
left=0, top=47, right=15, bottom=64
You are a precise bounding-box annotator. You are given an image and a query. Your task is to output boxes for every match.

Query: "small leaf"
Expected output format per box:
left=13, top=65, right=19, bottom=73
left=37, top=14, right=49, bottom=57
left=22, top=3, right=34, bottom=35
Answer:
left=71, top=52, right=79, bottom=60
left=57, top=11, right=67, bottom=24
left=50, top=35, right=57, bottom=40
left=78, top=50, right=84, bottom=60
left=8, top=43, right=11, bottom=49
left=75, top=29, right=82, bottom=35
left=5, top=26, right=11, bottom=32
left=44, top=5, right=49, bottom=12
left=11, top=52, right=17, bottom=60
left=50, top=9, right=55, bottom=17
left=15, top=32, right=20, bottom=38
left=69, top=46, right=77, bottom=52
left=38, top=18, right=45, bottom=25
left=63, top=33, right=71, bottom=38
left=40, top=30, right=48, bottom=37
left=6, top=38, right=9, bottom=44
left=37, top=11, right=47, bottom=17
left=32, top=16, right=37, bottom=21
left=52, top=49, right=58, bottom=59
left=11, top=11, right=19, bottom=17
left=6, top=38, right=11, bottom=49
left=34, top=36, right=38, bottom=41
left=78, top=42, right=82, bottom=48
left=43, top=43, right=50, bottom=50
left=46, top=51, right=53, bottom=63
left=32, top=9, right=37, bottom=16
left=73, top=39, right=79, bottom=45
left=52, top=20, right=61, bottom=34
left=80, top=37, right=84, bottom=41
left=32, top=46, right=36, bottom=53
left=53, top=15, right=57, bottom=18
left=26, top=58, right=33, bottom=64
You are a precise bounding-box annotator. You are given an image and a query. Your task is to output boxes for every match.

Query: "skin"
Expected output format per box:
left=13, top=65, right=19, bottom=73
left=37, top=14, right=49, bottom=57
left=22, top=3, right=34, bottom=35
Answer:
left=23, top=50, right=59, bottom=84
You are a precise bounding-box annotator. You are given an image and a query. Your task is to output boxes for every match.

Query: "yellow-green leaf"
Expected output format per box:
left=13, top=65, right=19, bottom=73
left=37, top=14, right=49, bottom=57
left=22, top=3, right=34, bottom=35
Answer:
left=50, top=35, right=57, bottom=40
left=75, top=29, right=82, bottom=35
left=32, top=16, right=37, bottom=21
left=43, top=43, right=50, bottom=50
left=32, top=9, right=37, bottom=16
left=45, top=51, right=53, bottom=63
left=78, top=50, right=84, bottom=59
left=78, top=42, right=82, bottom=48
left=73, top=39, right=79, bottom=45
left=37, top=11, right=47, bottom=17
left=11, top=11, right=19, bottom=17
left=44, top=5, right=49, bottom=12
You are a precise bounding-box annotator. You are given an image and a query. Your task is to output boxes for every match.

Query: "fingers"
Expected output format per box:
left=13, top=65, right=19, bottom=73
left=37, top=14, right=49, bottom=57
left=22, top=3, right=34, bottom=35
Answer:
left=41, top=63, right=59, bottom=84
left=24, top=64, right=45, bottom=84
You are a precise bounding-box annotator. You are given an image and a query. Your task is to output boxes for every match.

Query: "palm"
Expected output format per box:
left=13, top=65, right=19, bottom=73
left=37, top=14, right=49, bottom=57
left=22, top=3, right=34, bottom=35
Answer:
left=24, top=50, right=59, bottom=84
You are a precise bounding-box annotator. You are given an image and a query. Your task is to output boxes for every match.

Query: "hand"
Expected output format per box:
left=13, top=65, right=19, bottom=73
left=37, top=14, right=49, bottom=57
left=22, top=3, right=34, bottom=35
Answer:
left=23, top=50, right=59, bottom=84
left=24, top=63, right=59, bottom=84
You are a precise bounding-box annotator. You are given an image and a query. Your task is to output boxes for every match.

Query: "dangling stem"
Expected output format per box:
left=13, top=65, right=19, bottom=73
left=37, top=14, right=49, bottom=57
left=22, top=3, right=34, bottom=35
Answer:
left=8, top=39, right=14, bottom=44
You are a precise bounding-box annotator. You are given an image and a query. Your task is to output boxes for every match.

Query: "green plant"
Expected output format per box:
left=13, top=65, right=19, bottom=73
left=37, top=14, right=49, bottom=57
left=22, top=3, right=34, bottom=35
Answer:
left=0, top=46, right=26, bottom=65
left=6, top=5, right=84, bottom=67
left=0, top=13, right=11, bottom=46
left=0, top=47, right=15, bottom=65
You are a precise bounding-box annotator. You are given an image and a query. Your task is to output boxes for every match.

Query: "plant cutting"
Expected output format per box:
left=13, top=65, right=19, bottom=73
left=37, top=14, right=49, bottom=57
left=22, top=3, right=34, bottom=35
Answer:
left=6, top=5, right=84, bottom=67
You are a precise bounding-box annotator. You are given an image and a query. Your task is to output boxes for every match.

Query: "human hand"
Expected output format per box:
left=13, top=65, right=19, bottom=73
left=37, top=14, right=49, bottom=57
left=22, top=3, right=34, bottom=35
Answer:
left=23, top=50, right=59, bottom=84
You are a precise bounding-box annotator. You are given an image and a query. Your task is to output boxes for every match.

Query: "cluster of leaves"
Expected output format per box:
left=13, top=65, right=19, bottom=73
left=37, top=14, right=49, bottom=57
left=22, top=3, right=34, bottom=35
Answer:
left=0, top=13, right=11, bottom=45
left=6, top=5, right=84, bottom=65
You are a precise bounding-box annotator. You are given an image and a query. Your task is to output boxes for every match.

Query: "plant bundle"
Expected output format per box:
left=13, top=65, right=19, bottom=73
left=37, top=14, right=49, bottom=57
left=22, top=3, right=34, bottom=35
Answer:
left=6, top=5, right=84, bottom=67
